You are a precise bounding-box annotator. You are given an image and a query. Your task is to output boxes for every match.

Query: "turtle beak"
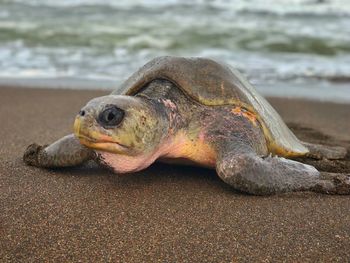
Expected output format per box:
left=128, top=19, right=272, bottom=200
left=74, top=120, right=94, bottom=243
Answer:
left=74, top=107, right=88, bottom=137
left=73, top=116, right=81, bottom=137
left=73, top=110, right=92, bottom=140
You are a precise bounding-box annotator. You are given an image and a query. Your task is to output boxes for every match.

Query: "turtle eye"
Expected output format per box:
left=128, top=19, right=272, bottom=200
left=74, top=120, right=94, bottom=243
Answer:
left=98, top=105, right=124, bottom=128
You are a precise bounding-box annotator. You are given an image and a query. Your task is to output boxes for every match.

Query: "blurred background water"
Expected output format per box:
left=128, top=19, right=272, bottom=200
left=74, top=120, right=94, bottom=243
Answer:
left=1, top=0, right=350, bottom=102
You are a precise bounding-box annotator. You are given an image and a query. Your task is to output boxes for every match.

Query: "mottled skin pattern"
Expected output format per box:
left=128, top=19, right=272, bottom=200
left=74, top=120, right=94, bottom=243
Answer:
left=142, top=80, right=268, bottom=158
left=24, top=79, right=350, bottom=195
left=119, top=56, right=310, bottom=157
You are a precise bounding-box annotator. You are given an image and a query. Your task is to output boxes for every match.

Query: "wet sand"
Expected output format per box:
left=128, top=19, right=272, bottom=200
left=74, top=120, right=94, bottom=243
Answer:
left=1, top=87, right=349, bottom=262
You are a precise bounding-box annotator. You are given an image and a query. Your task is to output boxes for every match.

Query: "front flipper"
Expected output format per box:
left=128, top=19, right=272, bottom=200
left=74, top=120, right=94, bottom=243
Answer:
left=216, top=146, right=350, bottom=195
left=23, top=134, right=95, bottom=168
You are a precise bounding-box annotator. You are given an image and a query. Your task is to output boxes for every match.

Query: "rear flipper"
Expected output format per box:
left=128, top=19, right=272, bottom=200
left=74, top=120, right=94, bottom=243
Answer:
left=23, top=134, right=95, bottom=168
left=217, top=151, right=350, bottom=195
left=316, top=172, right=350, bottom=195
left=302, top=141, right=347, bottom=160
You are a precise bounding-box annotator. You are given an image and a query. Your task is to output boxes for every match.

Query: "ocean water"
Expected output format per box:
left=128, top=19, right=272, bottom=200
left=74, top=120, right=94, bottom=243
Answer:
left=1, top=0, right=350, bottom=102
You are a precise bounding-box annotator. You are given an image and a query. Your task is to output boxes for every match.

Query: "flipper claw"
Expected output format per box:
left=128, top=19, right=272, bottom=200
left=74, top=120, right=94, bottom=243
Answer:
left=23, top=143, right=47, bottom=167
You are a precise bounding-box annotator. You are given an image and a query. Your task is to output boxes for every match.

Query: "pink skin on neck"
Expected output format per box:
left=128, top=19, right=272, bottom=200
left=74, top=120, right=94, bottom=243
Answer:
left=97, top=130, right=217, bottom=174
left=97, top=150, right=160, bottom=174
left=97, top=138, right=177, bottom=174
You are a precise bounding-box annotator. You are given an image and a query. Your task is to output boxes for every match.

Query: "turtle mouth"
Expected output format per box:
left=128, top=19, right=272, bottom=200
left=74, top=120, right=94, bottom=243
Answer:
left=74, top=117, right=129, bottom=153
left=77, top=134, right=129, bottom=153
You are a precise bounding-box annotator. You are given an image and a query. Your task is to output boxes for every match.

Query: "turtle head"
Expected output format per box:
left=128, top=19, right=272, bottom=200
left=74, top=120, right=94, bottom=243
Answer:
left=74, top=95, right=165, bottom=158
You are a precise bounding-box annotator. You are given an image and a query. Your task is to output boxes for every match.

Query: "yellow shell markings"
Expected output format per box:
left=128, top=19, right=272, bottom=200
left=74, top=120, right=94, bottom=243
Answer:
left=231, top=106, right=258, bottom=127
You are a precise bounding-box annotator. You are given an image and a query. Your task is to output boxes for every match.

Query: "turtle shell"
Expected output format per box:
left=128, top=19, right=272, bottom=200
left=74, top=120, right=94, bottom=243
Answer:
left=113, top=56, right=309, bottom=157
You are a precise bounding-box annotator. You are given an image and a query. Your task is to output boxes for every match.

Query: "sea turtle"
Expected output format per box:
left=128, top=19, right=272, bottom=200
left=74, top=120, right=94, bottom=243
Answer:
left=23, top=56, right=350, bottom=195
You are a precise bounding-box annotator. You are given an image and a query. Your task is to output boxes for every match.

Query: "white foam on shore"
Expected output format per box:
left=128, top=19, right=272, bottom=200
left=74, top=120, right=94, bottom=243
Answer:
left=1, top=0, right=350, bottom=103
left=8, top=0, right=350, bottom=15
left=1, top=77, right=350, bottom=104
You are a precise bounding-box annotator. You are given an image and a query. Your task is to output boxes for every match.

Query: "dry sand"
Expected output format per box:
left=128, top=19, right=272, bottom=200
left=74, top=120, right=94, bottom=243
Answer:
left=0, top=87, right=349, bottom=262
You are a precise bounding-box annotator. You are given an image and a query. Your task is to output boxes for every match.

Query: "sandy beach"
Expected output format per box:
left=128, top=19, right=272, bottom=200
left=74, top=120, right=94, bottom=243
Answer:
left=1, top=87, right=349, bottom=262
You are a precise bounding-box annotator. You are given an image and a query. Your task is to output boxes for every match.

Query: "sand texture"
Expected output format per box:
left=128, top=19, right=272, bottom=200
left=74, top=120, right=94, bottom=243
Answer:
left=1, top=87, right=350, bottom=262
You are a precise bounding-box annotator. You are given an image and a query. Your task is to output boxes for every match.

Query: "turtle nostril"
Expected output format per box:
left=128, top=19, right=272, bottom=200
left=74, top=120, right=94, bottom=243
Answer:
left=79, top=110, right=85, bottom=117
